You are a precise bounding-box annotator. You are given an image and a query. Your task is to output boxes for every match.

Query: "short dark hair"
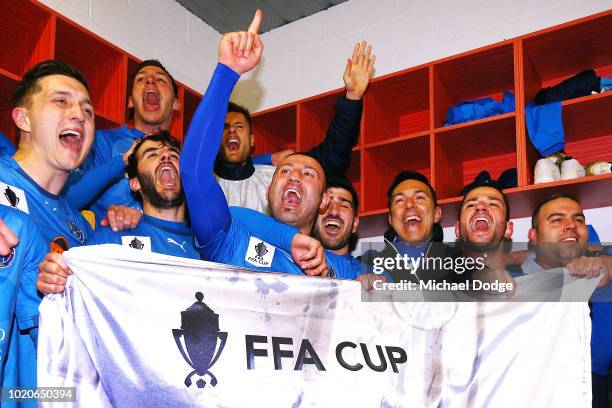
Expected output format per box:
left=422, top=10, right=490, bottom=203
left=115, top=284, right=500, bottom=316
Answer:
left=131, top=59, right=178, bottom=97
left=127, top=131, right=181, bottom=179
left=227, top=102, right=252, bottom=132
left=326, top=173, right=358, bottom=212
left=531, top=193, right=581, bottom=229
left=461, top=181, right=511, bottom=222
left=13, top=59, right=89, bottom=107
left=387, top=170, right=436, bottom=208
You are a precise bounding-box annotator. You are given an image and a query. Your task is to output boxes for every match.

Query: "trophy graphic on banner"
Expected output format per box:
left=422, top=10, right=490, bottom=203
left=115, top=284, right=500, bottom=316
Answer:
left=173, top=292, right=228, bottom=388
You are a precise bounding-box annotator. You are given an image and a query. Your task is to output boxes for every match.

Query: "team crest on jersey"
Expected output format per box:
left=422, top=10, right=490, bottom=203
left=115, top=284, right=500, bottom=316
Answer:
left=68, top=221, right=85, bottom=242
left=121, top=235, right=152, bottom=252
left=0, top=248, right=15, bottom=268
left=245, top=237, right=275, bottom=267
left=0, top=182, right=29, bottom=214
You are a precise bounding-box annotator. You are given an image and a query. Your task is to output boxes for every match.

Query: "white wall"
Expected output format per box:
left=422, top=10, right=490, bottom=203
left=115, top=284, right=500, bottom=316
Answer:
left=39, top=0, right=221, bottom=93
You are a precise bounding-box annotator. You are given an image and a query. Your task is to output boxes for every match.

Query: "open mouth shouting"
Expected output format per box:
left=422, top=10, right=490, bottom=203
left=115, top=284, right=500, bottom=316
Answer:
left=156, top=162, right=178, bottom=188
left=282, top=187, right=302, bottom=209
left=323, top=215, right=344, bottom=236
left=470, top=216, right=491, bottom=234
left=403, top=214, right=422, bottom=228
left=226, top=136, right=241, bottom=153
left=59, top=128, right=83, bottom=154
left=143, top=89, right=160, bottom=111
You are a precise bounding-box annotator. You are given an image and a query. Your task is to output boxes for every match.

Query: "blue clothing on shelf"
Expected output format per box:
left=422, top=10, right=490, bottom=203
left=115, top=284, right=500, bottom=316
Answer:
left=445, top=91, right=515, bottom=126
left=525, top=101, right=564, bottom=156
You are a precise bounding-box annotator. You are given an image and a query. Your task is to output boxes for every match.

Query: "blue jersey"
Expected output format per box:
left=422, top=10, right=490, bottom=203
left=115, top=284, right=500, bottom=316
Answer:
left=0, top=205, right=46, bottom=402
left=0, top=132, right=16, bottom=156
left=0, top=155, right=92, bottom=249
left=66, top=126, right=144, bottom=224
left=180, top=64, right=356, bottom=279
left=86, top=214, right=200, bottom=260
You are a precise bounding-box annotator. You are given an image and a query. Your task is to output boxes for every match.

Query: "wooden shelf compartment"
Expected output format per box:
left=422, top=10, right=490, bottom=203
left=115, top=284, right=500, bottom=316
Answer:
left=55, top=17, right=126, bottom=124
left=433, top=114, right=517, bottom=200
left=297, top=89, right=345, bottom=152
left=124, top=55, right=141, bottom=124
left=182, top=86, right=202, bottom=141
left=345, top=149, right=361, bottom=212
left=362, top=66, right=429, bottom=144
left=433, top=42, right=516, bottom=129
left=95, top=111, right=122, bottom=131
left=0, top=70, right=20, bottom=144
left=251, top=104, right=297, bottom=156
left=0, top=0, right=54, bottom=78
left=524, top=92, right=612, bottom=185
left=521, top=11, right=612, bottom=105
left=361, top=135, right=431, bottom=213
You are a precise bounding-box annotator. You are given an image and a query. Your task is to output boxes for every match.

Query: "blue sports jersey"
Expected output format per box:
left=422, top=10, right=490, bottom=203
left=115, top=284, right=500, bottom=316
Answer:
left=0, top=155, right=92, bottom=250
left=0, top=131, right=16, bottom=156
left=86, top=214, right=200, bottom=260
left=181, top=64, right=356, bottom=279
left=0, top=205, right=46, bottom=405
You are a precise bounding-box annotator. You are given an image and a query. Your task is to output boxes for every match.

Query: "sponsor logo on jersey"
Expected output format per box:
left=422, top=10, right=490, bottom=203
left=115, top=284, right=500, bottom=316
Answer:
left=167, top=238, right=188, bottom=253
left=245, top=237, right=275, bottom=267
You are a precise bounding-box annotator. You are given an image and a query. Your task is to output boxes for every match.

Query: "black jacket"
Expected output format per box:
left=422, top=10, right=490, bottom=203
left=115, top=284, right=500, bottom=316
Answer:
left=360, top=228, right=468, bottom=284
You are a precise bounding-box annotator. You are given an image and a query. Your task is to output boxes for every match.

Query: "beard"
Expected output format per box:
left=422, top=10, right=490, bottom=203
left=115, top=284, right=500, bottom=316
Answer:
left=138, top=172, right=185, bottom=209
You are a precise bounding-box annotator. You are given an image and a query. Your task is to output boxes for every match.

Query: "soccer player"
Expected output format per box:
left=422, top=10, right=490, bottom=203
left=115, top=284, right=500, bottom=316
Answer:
left=63, top=59, right=180, bottom=223
left=37, top=132, right=201, bottom=295
left=2, top=60, right=95, bottom=249
left=360, top=171, right=456, bottom=283
left=180, top=10, right=357, bottom=279
left=0, top=208, right=46, bottom=400
left=518, top=195, right=611, bottom=408
left=454, top=182, right=516, bottom=295
left=217, top=41, right=375, bottom=214
left=312, top=173, right=390, bottom=284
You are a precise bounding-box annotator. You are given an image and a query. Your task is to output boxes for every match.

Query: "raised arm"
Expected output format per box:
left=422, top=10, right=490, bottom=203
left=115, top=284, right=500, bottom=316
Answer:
left=307, top=42, right=375, bottom=173
left=180, top=10, right=264, bottom=244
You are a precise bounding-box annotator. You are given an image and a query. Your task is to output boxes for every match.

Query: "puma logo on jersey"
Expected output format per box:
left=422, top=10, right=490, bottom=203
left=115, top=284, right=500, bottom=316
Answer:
left=167, top=238, right=188, bottom=253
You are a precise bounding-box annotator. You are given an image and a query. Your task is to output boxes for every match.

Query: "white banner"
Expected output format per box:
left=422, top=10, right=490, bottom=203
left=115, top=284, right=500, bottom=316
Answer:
left=38, top=245, right=591, bottom=407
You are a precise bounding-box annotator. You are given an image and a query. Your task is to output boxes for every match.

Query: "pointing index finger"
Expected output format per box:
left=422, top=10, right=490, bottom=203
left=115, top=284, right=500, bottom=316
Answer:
left=248, top=9, right=263, bottom=34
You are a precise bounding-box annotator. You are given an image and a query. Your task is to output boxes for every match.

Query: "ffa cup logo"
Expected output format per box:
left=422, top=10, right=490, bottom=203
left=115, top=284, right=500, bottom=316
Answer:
left=245, top=237, right=275, bottom=267
left=4, top=186, right=19, bottom=208
left=0, top=183, right=28, bottom=214
left=68, top=221, right=84, bottom=242
left=129, top=237, right=144, bottom=250
left=0, top=248, right=15, bottom=268
left=173, top=292, right=228, bottom=389
left=121, top=236, right=151, bottom=251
